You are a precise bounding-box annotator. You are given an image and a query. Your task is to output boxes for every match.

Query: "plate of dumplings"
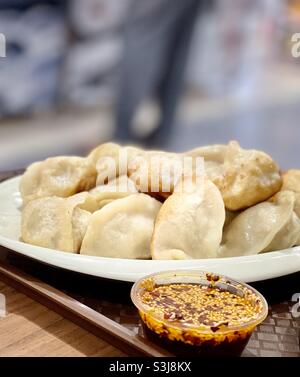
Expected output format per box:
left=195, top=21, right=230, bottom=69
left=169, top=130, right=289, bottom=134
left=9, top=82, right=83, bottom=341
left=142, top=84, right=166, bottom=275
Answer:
left=0, top=141, right=299, bottom=282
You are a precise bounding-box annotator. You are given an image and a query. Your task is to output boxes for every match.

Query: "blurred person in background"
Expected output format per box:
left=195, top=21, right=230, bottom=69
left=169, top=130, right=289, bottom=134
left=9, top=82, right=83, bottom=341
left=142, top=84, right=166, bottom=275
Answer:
left=114, top=0, right=209, bottom=148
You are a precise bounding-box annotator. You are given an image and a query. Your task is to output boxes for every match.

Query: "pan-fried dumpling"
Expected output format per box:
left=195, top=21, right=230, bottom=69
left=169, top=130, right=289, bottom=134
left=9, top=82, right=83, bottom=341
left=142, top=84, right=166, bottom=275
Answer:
left=21, top=192, right=99, bottom=253
left=72, top=208, right=92, bottom=252
left=20, top=156, right=96, bottom=204
left=88, top=142, right=142, bottom=184
left=186, top=141, right=282, bottom=211
left=186, top=144, right=227, bottom=178
left=128, top=151, right=186, bottom=197
left=281, top=170, right=300, bottom=192
left=217, top=141, right=282, bottom=210
left=262, top=211, right=300, bottom=252
left=151, top=178, right=225, bottom=260
left=220, top=191, right=295, bottom=257
left=80, top=194, right=161, bottom=259
left=281, top=170, right=300, bottom=218
left=87, top=142, right=122, bottom=167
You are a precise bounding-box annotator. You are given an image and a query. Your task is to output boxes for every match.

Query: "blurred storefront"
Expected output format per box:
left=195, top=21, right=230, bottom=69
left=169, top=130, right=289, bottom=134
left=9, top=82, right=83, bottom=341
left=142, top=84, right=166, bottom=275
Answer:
left=0, top=0, right=299, bottom=169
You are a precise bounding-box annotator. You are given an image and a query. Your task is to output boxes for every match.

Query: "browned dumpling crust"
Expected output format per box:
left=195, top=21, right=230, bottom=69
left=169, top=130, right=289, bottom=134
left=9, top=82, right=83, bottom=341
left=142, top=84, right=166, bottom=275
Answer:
left=186, top=141, right=282, bottom=211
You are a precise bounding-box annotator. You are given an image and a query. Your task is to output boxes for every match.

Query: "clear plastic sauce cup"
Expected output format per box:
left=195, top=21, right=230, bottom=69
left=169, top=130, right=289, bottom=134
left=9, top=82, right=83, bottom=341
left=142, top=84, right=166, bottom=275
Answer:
left=131, top=270, right=268, bottom=356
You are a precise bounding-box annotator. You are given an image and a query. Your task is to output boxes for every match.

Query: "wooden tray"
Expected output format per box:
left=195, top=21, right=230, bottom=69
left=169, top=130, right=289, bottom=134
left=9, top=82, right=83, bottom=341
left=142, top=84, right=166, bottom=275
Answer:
left=0, top=170, right=299, bottom=357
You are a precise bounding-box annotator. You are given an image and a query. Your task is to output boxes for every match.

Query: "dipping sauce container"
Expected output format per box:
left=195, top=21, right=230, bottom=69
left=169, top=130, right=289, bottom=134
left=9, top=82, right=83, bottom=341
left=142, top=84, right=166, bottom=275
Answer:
left=131, top=270, right=268, bottom=356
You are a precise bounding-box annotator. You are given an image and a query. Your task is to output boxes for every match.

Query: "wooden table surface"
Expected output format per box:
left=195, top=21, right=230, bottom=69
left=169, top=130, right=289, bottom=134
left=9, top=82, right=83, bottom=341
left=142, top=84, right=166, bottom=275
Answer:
left=0, top=280, right=125, bottom=357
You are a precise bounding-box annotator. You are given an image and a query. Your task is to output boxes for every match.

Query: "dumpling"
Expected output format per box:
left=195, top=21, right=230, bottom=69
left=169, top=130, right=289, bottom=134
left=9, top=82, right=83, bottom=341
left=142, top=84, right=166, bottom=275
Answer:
left=151, top=178, right=225, bottom=260
left=128, top=150, right=186, bottom=198
left=281, top=170, right=300, bottom=218
left=80, top=194, right=161, bottom=259
left=220, top=191, right=296, bottom=257
left=186, top=144, right=227, bottom=178
left=267, top=176, right=300, bottom=250
left=20, top=156, right=96, bottom=204
left=281, top=170, right=300, bottom=192
left=263, top=211, right=300, bottom=252
left=87, top=142, right=122, bottom=168
left=186, top=141, right=282, bottom=211
left=87, top=142, right=142, bottom=184
left=72, top=208, right=92, bottom=252
left=88, top=144, right=193, bottom=200
left=217, top=141, right=282, bottom=210
left=21, top=192, right=99, bottom=253
left=94, top=175, right=138, bottom=194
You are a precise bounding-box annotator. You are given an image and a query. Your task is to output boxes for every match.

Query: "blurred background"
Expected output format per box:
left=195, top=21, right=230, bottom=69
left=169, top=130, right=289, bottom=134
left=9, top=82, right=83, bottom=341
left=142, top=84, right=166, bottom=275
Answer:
left=0, top=0, right=299, bottom=170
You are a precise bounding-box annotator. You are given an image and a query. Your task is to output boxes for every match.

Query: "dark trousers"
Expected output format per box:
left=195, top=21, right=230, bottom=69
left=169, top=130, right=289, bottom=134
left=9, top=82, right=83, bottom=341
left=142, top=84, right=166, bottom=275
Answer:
left=114, top=0, right=202, bottom=148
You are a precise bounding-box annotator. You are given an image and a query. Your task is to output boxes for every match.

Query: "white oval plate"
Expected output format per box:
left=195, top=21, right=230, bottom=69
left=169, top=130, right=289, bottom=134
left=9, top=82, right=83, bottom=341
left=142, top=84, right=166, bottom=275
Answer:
left=0, top=176, right=299, bottom=283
